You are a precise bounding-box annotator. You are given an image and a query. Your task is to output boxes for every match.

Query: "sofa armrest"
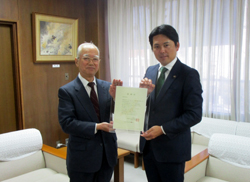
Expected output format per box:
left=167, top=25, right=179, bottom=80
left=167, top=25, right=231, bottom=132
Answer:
left=42, top=144, right=67, bottom=175
left=184, top=149, right=209, bottom=182
left=42, top=144, right=66, bottom=159
left=185, top=148, right=209, bottom=173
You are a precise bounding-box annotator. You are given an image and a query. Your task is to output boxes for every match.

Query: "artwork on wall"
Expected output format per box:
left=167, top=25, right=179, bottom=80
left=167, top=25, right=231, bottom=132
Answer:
left=32, top=13, right=78, bottom=63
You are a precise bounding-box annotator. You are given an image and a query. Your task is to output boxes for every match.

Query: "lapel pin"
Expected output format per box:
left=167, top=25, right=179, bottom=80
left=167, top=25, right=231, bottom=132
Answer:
left=173, top=75, right=176, bottom=78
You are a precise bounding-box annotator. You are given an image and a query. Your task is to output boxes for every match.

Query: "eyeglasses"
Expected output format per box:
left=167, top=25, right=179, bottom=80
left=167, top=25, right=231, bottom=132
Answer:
left=82, top=56, right=100, bottom=63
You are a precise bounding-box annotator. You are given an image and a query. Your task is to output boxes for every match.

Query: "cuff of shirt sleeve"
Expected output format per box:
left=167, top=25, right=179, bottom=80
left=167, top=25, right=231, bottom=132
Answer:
left=161, top=126, right=166, bottom=135
left=95, top=124, right=97, bottom=134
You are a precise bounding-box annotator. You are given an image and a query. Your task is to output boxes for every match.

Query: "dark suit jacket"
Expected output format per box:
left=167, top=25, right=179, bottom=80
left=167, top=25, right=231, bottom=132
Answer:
left=58, top=77, right=117, bottom=173
left=140, top=59, right=203, bottom=163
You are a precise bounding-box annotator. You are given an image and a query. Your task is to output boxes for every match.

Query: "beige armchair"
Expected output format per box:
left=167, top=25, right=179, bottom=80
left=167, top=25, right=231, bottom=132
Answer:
left=0, top=128, right=69, bottom=182
left=185, top=133, right=250, bottom=182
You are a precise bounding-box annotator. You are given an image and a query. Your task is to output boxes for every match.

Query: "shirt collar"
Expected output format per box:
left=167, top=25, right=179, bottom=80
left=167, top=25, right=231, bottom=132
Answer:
left=158, top=57, right=178, bottom=71
left=78, top=73, right=97, bottom=88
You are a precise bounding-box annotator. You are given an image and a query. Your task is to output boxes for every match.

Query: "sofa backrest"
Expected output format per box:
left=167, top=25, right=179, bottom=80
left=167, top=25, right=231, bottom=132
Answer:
left=191, top=117, right=237, bottom=148
left=191, top=117, right=237, bottom=138
left=235, top=121, right=250, bottom=138
left=192, top=132, right=209, bottom=146
left=206, top=133, right=250, bottom=182
left=0, top=128, right=45, bottom=181
left=116, top=129, right=140, bottom=152
left=0, top=128, right=43, bottom=161
left=43, top=152, right=68, bottom=175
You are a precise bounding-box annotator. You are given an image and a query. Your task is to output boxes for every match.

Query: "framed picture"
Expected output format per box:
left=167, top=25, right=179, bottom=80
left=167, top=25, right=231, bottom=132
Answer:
left=32, top=13, right=78, bottom=63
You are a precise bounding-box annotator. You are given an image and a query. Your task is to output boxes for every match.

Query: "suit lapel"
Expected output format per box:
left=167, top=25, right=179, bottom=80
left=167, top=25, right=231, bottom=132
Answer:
left=96, top=79, right=110, bottom=122
left=148, top=65, right=159, bottom=104
left=74, top=77, right=99, bottom=122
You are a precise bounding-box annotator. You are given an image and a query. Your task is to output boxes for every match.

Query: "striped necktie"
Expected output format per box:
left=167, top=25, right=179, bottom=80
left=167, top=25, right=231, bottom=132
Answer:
left=88, top=82, right=100, bottom=121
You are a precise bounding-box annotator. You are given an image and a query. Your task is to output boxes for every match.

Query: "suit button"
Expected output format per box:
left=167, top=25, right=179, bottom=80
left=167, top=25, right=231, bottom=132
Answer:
left=100, top=143, right=103, bottom=146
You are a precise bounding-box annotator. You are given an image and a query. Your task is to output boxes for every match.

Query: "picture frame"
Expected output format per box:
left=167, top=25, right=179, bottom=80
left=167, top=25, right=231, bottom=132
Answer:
left=32, top=13, right=78, bottom=63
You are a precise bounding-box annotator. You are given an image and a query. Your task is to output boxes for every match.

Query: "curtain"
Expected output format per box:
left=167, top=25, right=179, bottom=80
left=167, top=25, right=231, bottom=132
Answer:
left=108, top=0, right=250, bottom=122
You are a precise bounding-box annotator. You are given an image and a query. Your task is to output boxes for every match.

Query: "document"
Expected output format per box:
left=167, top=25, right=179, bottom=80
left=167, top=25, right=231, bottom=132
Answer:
left=113, top=86, right=147, bottom=131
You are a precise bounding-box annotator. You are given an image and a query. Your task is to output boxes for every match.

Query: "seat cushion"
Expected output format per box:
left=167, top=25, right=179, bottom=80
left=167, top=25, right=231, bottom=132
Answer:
left=36, top=173, right=69, bottom=182
left=197, top=176, right=228, bottom=182
left=2, top=168, right=57, bottom=182
left=0, top=151, right=45, bottom=181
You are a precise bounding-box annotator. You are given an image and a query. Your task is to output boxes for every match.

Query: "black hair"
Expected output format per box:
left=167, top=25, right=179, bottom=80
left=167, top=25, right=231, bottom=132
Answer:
left=149, top=24, right=179, bottom=49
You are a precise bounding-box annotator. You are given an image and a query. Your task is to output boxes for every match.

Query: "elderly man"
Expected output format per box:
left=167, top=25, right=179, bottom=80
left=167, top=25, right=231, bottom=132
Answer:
left=58, top=42, right=122, bottom=182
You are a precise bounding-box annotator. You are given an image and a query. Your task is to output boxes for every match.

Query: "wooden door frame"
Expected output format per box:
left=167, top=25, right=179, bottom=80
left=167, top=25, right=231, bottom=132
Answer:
left=0, top=19, right=23, bottom=130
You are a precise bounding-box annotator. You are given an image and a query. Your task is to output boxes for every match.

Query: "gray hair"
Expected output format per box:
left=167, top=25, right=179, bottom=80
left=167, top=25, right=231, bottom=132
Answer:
left=76, top=42, right=100, bottom=58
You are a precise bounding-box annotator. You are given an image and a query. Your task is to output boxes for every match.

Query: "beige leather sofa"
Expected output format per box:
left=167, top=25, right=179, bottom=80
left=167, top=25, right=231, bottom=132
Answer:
left=0, top=128, right=69, bottom=182
left=185, top=133, right=250, bottom=182
left=191, top=116, right=250, bottom=155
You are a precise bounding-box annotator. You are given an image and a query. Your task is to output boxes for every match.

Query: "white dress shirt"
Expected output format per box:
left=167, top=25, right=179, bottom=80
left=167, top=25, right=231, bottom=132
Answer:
left=157, top=57, right=178, bottom=134
left=78, top=73, right=98, bottom=134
